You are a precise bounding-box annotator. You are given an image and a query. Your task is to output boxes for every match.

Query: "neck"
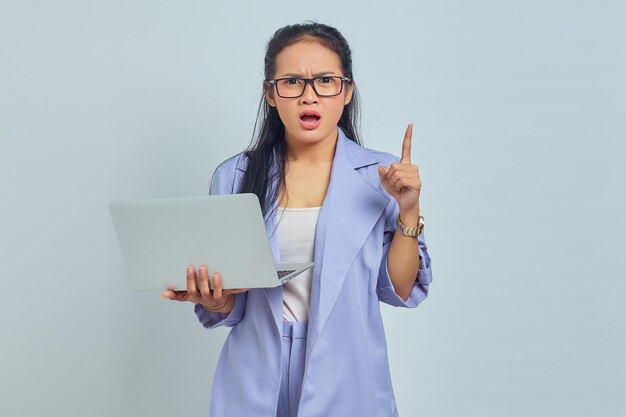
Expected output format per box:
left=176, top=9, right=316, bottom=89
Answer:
left=285, top=128, right=338, bottom=164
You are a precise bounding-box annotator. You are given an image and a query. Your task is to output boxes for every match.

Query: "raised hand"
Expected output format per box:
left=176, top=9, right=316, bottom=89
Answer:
left=161, top=266, right=249, bottom=312
left=377, top=123, right=421, bottom=216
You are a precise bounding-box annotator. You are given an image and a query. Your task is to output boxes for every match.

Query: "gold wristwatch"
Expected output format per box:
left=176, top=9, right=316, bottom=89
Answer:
left=397, top=213, right=424, bottom=238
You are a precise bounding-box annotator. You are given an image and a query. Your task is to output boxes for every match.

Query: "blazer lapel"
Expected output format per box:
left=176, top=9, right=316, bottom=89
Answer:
left=234, top=154, right=284, bottom=334
left=263, top=192, right=285, bottom=334
left=306, top=129, right=391, bottom=355
left=234, top=129, right=391, bottom=343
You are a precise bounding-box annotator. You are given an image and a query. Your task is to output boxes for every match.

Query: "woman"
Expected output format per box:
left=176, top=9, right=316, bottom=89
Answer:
left=162, top=22, right=432, bottom=417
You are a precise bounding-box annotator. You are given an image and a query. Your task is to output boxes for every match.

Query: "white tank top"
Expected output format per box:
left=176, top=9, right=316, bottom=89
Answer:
left=277, top=206, right=321, bottom=322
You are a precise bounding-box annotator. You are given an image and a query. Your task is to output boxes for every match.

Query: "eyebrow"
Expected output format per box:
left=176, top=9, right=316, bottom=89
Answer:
left=277, top=71, right=338, bottom=78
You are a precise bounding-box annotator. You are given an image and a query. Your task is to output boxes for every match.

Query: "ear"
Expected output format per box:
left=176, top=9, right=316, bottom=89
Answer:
left=343, top=82, right=354, bottom=105
left=264, top=83, right=277, bottom=107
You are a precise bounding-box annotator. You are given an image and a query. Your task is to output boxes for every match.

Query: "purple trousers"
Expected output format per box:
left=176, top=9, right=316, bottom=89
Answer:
left=276, top=320, right=308, bottom=417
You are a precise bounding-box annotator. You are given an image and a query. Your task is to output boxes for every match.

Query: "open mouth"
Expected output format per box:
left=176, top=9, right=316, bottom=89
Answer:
left=299, top=111, right=321, bottom=122
left=299, top=110, right=321, bottom=129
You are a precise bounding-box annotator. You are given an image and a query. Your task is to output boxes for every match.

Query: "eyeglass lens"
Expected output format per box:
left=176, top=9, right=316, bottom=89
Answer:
left=276, top=77, right=343, bottom=98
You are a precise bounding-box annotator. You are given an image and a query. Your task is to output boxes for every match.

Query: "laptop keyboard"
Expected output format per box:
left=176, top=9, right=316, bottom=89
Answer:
left=277, top=270, right=296, bottom=279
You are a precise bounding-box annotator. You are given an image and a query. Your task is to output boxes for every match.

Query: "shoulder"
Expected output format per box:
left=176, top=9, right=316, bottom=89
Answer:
left=343, top=136, right=400, bottom=170
left=214, top=152, right=249, bottom=176
left=338, top=127, right=399, bottom=169
left=363, top=146, right=400, bottom=167
left=209, top=152, right=249, bottom=195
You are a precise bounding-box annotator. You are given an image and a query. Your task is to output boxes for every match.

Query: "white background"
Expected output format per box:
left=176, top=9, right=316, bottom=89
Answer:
left=1, top=1, right=624, bottom=416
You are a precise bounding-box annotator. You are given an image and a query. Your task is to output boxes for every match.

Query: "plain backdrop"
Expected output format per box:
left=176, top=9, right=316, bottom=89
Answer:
left=1, top=1, right=625, bottom=416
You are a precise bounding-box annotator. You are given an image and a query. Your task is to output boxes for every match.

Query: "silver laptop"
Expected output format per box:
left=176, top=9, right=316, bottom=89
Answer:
left=109, top=193, right=314, bottom=291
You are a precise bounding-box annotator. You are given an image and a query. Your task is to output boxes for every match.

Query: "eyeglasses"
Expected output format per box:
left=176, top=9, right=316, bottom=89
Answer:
left=266, top=76, right=351, bottom=98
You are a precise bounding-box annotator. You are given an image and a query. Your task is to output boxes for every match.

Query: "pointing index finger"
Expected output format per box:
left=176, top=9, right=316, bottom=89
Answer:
left=401, top=123, right=413, bottom=163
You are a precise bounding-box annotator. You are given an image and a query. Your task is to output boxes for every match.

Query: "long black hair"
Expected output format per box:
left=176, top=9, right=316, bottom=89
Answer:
left=239, top=22, right=362, bottom=221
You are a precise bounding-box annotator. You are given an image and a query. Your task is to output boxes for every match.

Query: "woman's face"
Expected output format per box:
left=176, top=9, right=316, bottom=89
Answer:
left=265, top=40, right=353, bottom=148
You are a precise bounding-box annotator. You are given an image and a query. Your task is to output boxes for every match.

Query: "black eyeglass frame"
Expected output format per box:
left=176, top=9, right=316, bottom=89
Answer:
left=266, top=76, right=352, bottom=98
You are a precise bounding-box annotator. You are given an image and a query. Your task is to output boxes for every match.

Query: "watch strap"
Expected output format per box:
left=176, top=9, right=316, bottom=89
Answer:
left=397, top=213, right=424, bottom=237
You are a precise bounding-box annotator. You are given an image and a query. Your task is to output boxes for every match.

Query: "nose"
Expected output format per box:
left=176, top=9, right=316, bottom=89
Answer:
left=299, top=79, right=319, bottom=104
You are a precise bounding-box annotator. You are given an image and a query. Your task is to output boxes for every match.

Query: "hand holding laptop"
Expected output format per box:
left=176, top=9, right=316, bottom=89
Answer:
left=161, top=265, right=249, bottom=312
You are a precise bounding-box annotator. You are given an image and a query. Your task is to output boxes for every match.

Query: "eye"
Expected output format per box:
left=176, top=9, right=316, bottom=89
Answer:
left=319, top=77, right=332, bottom=84
left=285, top=78, right=300, bottom=85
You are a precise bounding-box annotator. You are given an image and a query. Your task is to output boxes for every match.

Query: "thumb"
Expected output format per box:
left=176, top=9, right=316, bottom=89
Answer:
left=378, top=165, right=389, bottom=180
left=162, top=290, right=189, bottom=302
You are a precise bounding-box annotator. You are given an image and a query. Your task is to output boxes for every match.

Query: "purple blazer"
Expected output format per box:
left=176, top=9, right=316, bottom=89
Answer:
left=195, top=127, right=432, bottom=417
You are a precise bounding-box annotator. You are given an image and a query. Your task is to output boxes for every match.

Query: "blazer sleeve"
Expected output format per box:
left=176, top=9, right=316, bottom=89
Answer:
left=193, top=162, right=248, bottom=329
left=376, top=188, right=432, bottom=308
